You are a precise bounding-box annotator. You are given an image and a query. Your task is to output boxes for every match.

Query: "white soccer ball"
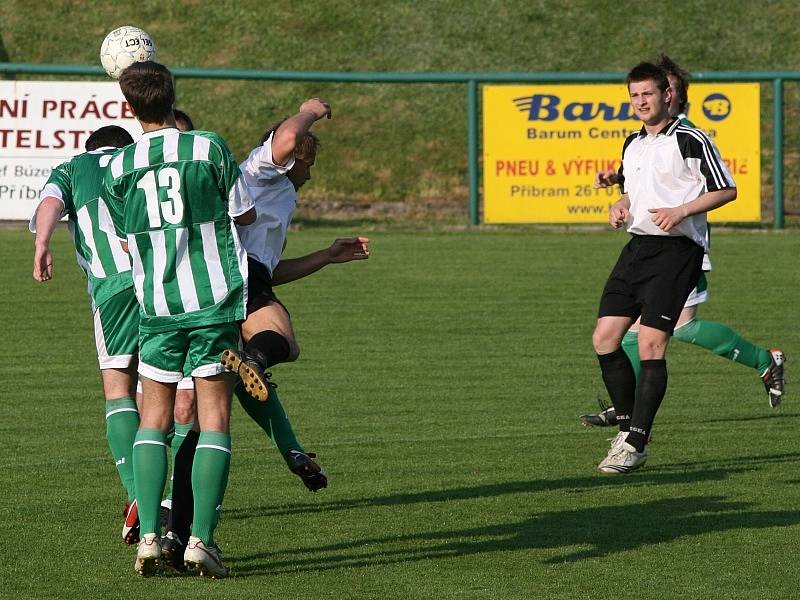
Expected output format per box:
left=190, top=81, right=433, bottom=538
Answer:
left=100, top=26, right=157, bottom=79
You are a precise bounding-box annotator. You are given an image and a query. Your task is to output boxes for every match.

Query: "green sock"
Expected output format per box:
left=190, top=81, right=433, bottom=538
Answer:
left=674, top=319, right=773, bottom=372
left=621, top=330, right=641, bottom=380
left=168, top=421, right=194, bottom=498
left=105, top=397, right=140, bottom=502
left=235, top=382, right=303, bottom=456
left=191, top=431, right=231, bottom=546
left=132, top=428, right=168, bottom=536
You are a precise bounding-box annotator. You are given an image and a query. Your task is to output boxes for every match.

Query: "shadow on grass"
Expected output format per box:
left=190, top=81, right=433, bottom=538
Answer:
left=225, top=468, right=744, bottom=519
left=693, top=412, right=799, bottom=425
left=655, top=450, right=800, bottom=471
left=227, top=494, right=800, bottom=576
left=225, top=456, right=793, bottom=521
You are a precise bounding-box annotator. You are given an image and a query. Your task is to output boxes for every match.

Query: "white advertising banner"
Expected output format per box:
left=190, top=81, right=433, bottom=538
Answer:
left=0, top=81, right=142, bottom=220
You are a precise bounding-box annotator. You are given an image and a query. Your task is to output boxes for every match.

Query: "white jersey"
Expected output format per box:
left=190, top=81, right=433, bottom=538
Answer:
left=619, top=118, right=735, bottom=251
left=235, top=133, right=296, bottom=275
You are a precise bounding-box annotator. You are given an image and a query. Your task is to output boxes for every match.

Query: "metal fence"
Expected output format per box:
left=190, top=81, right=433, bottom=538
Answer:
left=2, top=63, right=797, bottom=227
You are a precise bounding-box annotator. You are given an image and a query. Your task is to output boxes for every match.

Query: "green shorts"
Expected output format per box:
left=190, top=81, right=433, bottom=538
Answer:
left=93, top=288, right=139, bottom=369
left=137, top=322, right=241, bottom=383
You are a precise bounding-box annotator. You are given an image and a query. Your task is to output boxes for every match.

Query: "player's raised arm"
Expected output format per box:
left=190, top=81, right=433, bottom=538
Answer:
left=270, top=98, right=332, bottom=166
left=272, top=236, right=370, bottom=286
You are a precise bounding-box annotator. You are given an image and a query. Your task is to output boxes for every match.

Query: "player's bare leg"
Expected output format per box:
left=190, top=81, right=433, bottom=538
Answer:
left=241, top=301, right=299, bottom=358
left=159, top=386, right=195, bottom=525
left=221, top=301, right=298, bottom=400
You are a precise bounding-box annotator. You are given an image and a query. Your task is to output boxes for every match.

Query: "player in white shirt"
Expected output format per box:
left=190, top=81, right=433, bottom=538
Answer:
left=160, top=103, right=369, bottom=570
left=582, top=55, right=785, bottom=428
left=592, top=61, right=737, bottom=474
left=222, top=98, right=369, bottom=486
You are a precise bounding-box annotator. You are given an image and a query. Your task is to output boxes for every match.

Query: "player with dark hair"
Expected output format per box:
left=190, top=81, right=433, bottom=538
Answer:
left=592, top=61, right=737, bottom=473
left=656, top=53, right=690, bottom=114
left=153, top=111, right=198, bottom=528
left=86, top=125, right=135, bottom=151
left=173, top=109, right=195, bottom=132
left=582, top=55, right=785, bottom=428
left=107, top=61, right=255, bottom=577
left=31, top=124, right=144, bottom=543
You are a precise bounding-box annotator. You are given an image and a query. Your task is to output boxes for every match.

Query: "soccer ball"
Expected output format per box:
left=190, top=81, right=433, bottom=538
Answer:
left=100, top=26, right=157, bottom=79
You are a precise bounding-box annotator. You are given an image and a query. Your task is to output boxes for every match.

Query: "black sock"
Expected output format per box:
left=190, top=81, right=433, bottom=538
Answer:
left=168, top=429, right=199, bottom=544
left=597, top=348, right=636, bottom=432
left=627, top=359, right=668, bottom=452
left=245, top=330, right=291, bottom=367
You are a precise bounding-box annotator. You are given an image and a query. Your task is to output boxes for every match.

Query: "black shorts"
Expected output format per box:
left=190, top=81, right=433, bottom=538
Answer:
left=246, top=257, right=290, bottom=317
left=598, top=235, right=704, bottom=334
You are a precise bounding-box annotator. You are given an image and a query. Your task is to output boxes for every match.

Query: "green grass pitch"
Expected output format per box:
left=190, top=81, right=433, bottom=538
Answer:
left=1, top=225, right=798, bottom=599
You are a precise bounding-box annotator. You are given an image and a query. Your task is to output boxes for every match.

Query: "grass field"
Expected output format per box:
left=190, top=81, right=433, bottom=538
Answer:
left=1, top=225, right=798, bottom=599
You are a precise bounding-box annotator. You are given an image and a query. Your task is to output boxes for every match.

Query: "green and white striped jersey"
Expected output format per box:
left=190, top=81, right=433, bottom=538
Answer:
left=31, top=148, right=134, bottom=306
left=103, top=128, right=253, bottom=333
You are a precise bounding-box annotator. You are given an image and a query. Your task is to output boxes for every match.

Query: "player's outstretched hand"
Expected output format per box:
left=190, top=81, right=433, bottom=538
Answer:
left=648, top=206, right=686, bottom=232
left=300, top=98, right=332, bottom=121
left=594, top=169, right=618, bottom=188
left=327, top=237, right=370, bottom=263
left=33, top=244, right=53, bottom=282
left=608, top=200, right=629, bottom=229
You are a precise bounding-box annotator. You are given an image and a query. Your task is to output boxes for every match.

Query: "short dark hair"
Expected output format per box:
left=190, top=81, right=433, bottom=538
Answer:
left=656, top=54, right=690, bottom=113
left=173, top=109, right=195, bottom=131
left=85, top=125, right=134, bottom=151
left=260, top=118, right=320, bottom=161
left=118, top=61, right=175, bottom=123
left=625, top=61, right=669, bottom=93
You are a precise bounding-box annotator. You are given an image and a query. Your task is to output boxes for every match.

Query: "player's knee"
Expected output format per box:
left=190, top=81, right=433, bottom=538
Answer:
left=637, top=339, right=667, bottom=360
left=173, top=403, right=195, bottom=425
left=592, top=330, right=616, bottom=354
left=170, top=388, right=195, bottom=424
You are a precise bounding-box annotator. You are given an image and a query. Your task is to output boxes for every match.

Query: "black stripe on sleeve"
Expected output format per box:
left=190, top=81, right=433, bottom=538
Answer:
left=676, top=126, right=733, bottom=191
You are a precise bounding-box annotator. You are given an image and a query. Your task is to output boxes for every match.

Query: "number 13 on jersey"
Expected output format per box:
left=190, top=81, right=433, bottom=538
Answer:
left=136, top=167, right=184, bottom=227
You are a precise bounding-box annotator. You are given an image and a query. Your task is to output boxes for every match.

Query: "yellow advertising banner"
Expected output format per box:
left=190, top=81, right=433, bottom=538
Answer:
left=482, top=83, right=760, bottom=223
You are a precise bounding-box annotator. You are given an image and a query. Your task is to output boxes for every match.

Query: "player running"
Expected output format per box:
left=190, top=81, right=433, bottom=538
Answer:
left=581, top=54, right=785, bottom=429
